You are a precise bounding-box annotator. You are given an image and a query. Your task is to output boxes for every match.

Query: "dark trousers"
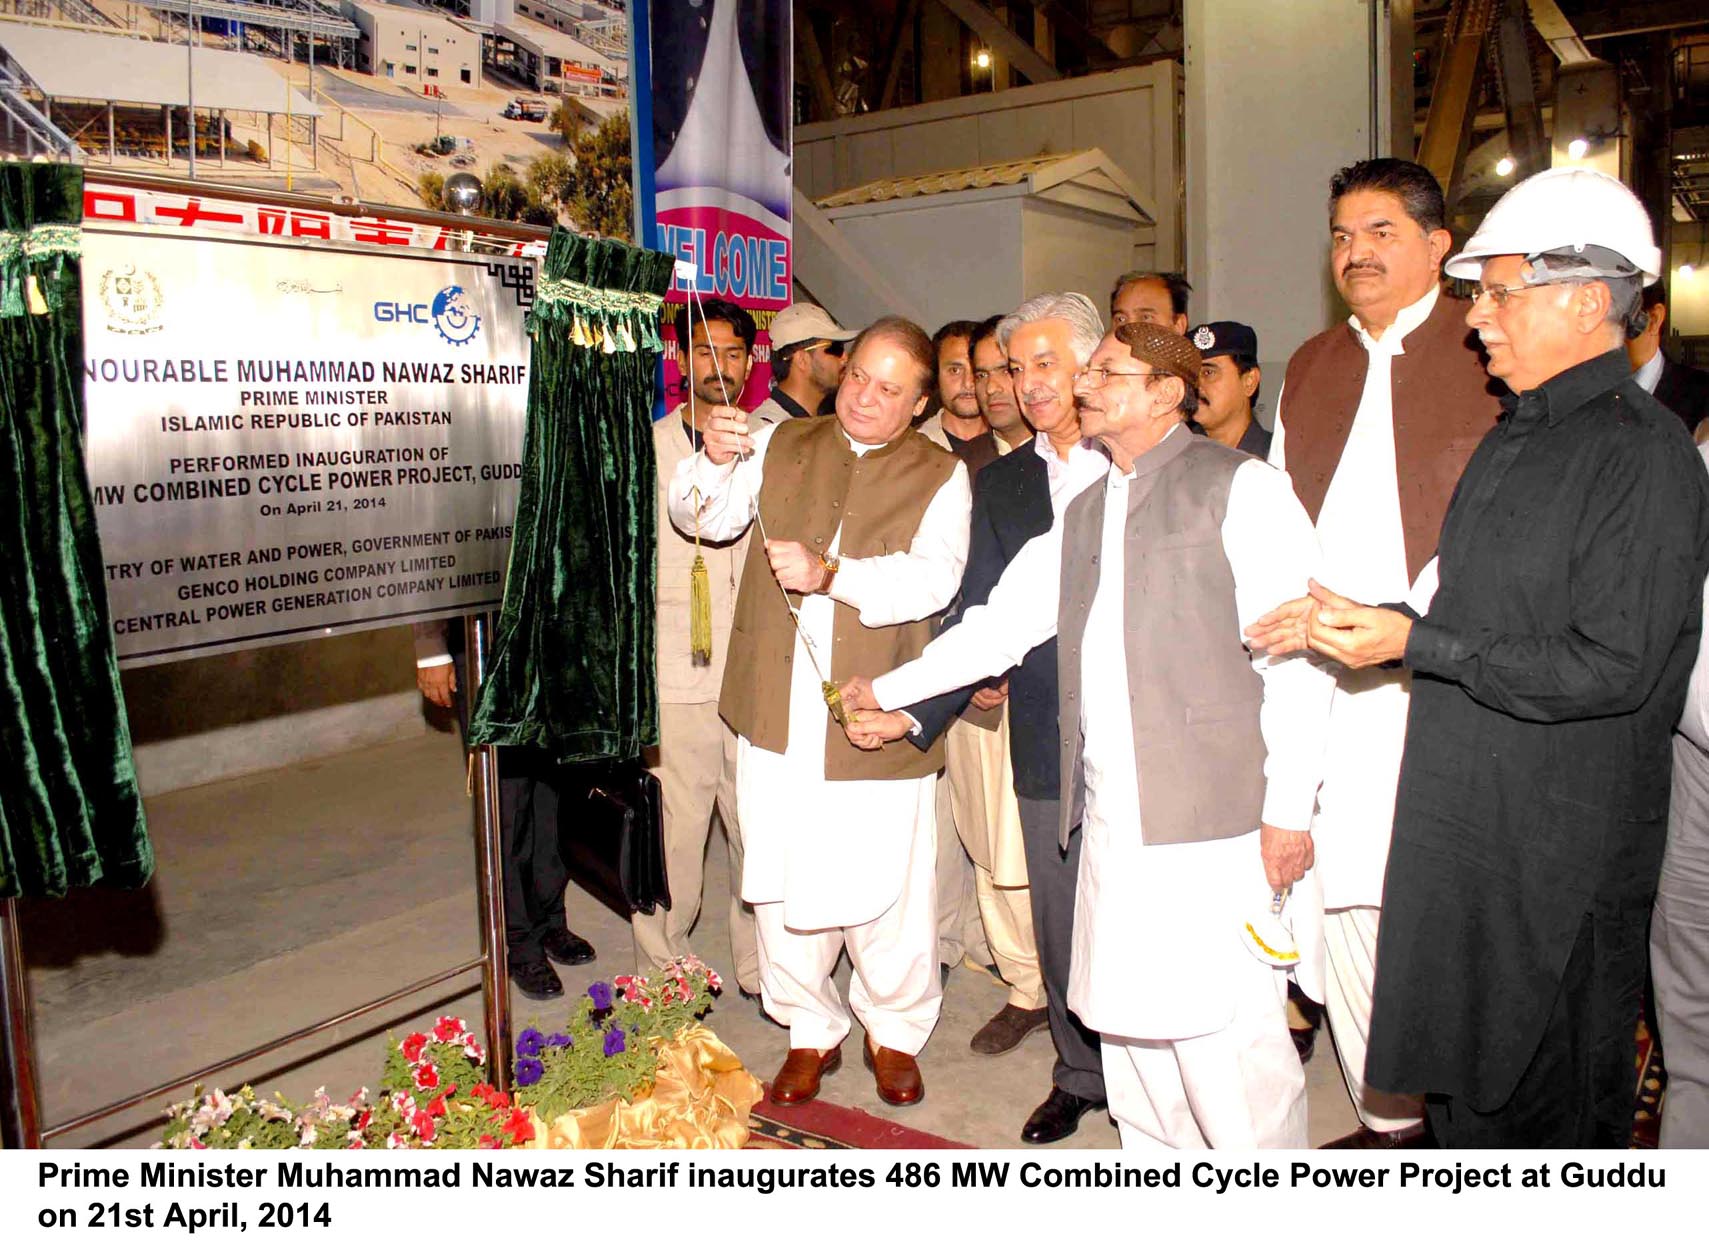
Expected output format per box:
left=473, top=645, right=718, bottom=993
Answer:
left=1426, top=910, right=1645, bottom=1148
left=497, top=748, right=570, bottom=965
left=1016, top=794, right=1105, bottom=1103
left=452, top=640, right=570, bottom=967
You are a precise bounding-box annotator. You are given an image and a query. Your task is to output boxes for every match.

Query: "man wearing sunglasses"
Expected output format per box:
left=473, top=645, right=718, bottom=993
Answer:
left=750, top=302, right=856, bottom=426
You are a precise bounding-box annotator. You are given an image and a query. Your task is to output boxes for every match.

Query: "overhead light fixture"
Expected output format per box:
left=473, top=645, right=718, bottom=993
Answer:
left=1495, top=155, right=1515, bottom=177
left=1567, top=137, right=1589, bottom=160
left=974, top=49, right=991, bottom=70
left=1683, top=263, right=1697, bottom=279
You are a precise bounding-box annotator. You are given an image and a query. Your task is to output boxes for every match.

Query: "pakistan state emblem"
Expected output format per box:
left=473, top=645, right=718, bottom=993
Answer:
left=100, top=264, right=164, bottom=335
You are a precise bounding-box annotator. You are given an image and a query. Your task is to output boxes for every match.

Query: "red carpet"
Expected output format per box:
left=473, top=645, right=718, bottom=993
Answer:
left=747, top=1092, right=970, bottom=1150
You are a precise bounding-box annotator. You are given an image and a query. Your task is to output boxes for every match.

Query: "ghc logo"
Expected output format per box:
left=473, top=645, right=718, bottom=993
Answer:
left=372, top=285, right=482, bottom=346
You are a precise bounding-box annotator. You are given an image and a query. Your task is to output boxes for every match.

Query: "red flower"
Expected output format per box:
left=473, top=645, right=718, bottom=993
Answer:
left=412, top=1061, right=440, bottom=1092
left=501, top=1106, right=534, bottom=1145
left=487, top=1089, right=511, bottom=1110
left=477, top=1135, right=500, bottom=1149
left=400, top=1033, right=430, bottom=1064
left=411, top=1111, right=437, bottom=1142
left=433, top=1016, right=466, bottom=1043
left=353, top=1109, right=373, bottom=1132
left=424, top=1095, right=448, bottom=1119
left=461, top=1032, right=485, bottom=1063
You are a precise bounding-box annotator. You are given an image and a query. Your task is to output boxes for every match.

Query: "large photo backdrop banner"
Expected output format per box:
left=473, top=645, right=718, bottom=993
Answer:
left=634, top=0, right=793, bottom=411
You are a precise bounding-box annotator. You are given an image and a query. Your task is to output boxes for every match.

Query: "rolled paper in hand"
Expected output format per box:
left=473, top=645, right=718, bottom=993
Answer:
left=822, top=682, right=847, bottom=726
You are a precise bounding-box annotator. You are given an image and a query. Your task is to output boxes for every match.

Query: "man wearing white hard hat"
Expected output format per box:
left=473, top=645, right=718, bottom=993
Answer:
left=1250, top=167, right=1709, bottom=1147
left=750, top=302, right=857, bottom=426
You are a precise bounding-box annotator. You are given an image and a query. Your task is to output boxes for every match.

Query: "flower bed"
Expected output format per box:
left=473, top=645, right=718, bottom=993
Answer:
left=158, top=958, right=760, bottom=1150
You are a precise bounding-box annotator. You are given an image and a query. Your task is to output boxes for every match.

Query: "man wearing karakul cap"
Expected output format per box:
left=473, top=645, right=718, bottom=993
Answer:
left=842, top=321, right=1334, bottom=1147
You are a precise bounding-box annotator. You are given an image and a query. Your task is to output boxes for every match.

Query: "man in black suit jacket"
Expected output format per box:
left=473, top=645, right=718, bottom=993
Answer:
left=849, top=292, right=1113, bottom=1144
left=1630, top=282, right=1709, bottom=433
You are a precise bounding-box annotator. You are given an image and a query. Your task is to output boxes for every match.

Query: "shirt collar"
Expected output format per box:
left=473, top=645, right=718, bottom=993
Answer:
left=1349, top=284, right=1440, bottom=353
left=1033, top=429, right=1100, bottom=466
left=768, top=386, right=811, bottom=419
left=1633, top=347, right=1665, bottom=395
left=1500, top=348, right=1634, bottom=428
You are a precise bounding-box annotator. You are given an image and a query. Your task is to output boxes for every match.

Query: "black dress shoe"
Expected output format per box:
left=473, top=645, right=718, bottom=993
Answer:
left=1320, top=1122, right=1432, bottom=1150
left=1286, top=983, right=1324, bottom=1064
left=510, top=957, right=564, bottom=1001
left=1021, top=1087, right=1106, bottom=1144
left=541, top=927, right=596, bottom=966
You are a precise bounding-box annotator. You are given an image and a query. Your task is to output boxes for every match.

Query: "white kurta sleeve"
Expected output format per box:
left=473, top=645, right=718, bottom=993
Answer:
left=830, top=461, right=972, bottom=627
left=1223, top=459, right=1334, bottom=831
left=665, top=417, right=775, bottom=542
left=872, top=519, right=1063, bottom=713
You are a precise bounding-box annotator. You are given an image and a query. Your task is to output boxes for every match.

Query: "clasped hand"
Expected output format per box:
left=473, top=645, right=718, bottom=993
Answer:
left=1243, top=579, right=1412, bottom=670
left=835, top=676, right=912, bottom=751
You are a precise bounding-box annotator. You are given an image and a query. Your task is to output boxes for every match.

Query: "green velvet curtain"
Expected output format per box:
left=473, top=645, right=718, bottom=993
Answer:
left=0, top=162, right=151, bottom=899
left=468, top=230, right=673, bottom=761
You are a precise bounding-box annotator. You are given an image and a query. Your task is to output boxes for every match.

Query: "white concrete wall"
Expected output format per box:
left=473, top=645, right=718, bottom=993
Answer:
left=796, top=63, right=1181, bottom=273
left=1022, top=198, right=1145, bottom=318
left=821, top=194, right=1025, bottom=330
left=1185, top=0, right=1386, bottom=381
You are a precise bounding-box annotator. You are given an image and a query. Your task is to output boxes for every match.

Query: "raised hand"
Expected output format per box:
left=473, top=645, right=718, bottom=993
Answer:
left=701, top=406, right=752, bottom=464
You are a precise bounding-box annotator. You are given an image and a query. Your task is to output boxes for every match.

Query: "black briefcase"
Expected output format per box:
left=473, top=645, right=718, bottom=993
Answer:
left=559, top=758, right=671, bottom=918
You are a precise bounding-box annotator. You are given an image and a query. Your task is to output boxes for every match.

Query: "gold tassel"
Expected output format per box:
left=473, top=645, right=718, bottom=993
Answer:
left=24, top=274, right=48, bottom=316
left=689, top=553, right=712, bottom=665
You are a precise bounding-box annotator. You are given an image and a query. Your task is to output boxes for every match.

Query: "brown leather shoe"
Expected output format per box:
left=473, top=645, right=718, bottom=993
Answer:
left=769, top=1046, right=841, bottom=1106
left=1320, top=1122, right=1431, bottom=1150
left=862, top=1038, right=924, bottom=1106
left=969, top=1003, right=1050, bottom=1056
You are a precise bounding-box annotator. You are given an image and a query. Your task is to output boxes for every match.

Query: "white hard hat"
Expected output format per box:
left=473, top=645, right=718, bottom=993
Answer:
left=1444, top=167, right=1660, bottom=283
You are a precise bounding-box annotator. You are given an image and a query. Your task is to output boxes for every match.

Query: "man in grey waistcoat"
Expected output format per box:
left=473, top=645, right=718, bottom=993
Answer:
left=843, top=322, right=1333, bottom=1146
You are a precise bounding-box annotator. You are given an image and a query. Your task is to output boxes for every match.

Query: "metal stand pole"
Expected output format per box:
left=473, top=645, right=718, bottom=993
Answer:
left=465, top=612, right=511, bottom=1090
left=0, top=897, right=43, bottom=1149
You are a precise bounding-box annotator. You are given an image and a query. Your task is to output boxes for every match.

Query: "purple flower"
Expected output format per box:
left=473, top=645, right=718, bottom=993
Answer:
left=545, top=1033, right=573, bottom=1050
left=603, top=1026, right=627, bottom=1057
left=513, top=1056, right=544, bottom=1087
left=515, top=1028, right=545, bottom=1058
left=587, top=982, right=613, bottom=1011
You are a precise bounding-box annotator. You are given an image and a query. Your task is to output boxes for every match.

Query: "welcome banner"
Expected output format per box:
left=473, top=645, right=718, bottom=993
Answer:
left=631, top=0, right=793, bottom=411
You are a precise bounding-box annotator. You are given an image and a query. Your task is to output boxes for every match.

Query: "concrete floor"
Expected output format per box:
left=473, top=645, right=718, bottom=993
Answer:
left=22, top=729, right=1355, bottom=1149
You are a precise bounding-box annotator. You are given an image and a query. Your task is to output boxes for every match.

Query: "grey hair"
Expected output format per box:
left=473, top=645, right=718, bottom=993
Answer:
left=996, top=292, right=1105, bottom=366
left=1526, top=251, right=1648, bottom=339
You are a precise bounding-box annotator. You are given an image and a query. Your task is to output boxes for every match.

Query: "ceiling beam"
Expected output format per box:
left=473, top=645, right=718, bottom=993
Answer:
left=1524, top=0, right=1593, bottom=64
left=1497, top=3, right=1549, bottom=176
left=1418, top=0, right=1500, bottom=206
left=1569, top=1, right=1709, bottom=41
left=931, top=0, right=1063, bottom=84
left=1013, top=0, right=1124, bottom=68
left=879, top=0, right=922, bottom=111
left=794, top=3, right=839, bottom=122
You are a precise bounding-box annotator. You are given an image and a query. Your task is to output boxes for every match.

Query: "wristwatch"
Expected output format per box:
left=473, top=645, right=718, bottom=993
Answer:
left=816, top=550, right=840, bottom=594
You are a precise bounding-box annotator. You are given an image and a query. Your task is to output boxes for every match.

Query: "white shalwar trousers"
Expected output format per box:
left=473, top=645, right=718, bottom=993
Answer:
left=1101, top=960, right=1306, bottom=1149
left=1322, top=904, right=1424, bottom=1133
left=752, top=809, right=942, bottom=1055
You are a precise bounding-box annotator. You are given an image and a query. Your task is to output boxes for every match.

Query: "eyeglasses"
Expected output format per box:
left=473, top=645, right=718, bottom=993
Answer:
left=1469, top=278, right=1578, bottom=308
left=809, top=339, right=846, bottom=357
left=1072, top=367, right=1170, bottom=390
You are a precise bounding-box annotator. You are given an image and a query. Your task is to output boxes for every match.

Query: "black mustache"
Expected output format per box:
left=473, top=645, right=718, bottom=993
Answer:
left=1342, top=263, right=1385, bottom=277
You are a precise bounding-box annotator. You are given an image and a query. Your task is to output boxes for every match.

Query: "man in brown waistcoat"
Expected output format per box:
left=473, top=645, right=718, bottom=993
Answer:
left=666, top=316, right=971, bottom=1108
left=1264, top=158, right=1500, bottom=1147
